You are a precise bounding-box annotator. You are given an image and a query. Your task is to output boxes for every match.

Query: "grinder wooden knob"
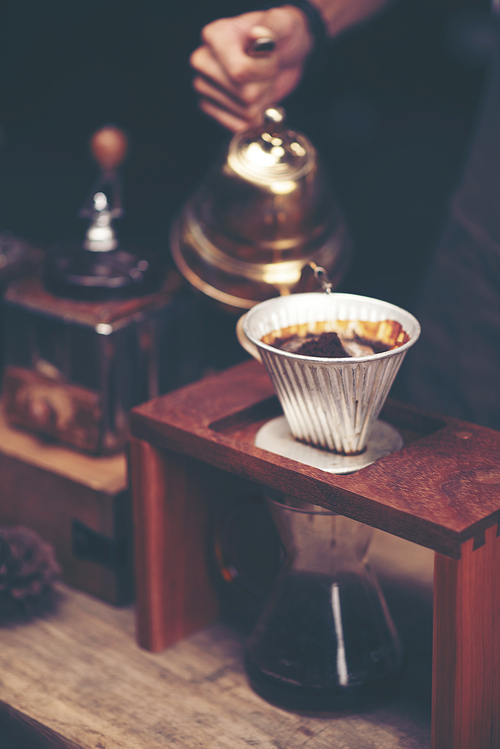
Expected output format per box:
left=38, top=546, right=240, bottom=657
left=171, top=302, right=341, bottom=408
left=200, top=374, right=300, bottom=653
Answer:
left=90, top=126, right=128, bottom=172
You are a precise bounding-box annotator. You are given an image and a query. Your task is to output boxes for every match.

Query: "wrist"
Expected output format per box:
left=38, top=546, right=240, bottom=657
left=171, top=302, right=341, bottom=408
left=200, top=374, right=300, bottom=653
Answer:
left=280, top=4, right=312, bottom=33
left=279, top=4, right=315, bottom=53
left=280, top=1, right=328, bottom=76
left=244, top=0, right=328, bottom=72
left=280, top=0, right=328, bottom=52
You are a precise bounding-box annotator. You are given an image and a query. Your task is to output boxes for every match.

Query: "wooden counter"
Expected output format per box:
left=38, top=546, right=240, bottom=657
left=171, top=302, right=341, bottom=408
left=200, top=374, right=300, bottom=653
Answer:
left=0, top=582, right=431, bottom=749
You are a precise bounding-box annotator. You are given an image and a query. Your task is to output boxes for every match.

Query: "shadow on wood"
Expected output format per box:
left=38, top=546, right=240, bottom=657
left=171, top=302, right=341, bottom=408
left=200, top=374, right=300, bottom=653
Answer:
left=0, top=700, right=82, bottom=749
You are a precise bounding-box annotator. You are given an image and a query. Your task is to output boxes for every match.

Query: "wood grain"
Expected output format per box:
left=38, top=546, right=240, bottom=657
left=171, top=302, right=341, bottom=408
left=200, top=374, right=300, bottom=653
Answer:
left=130, top=437, right=219, bottom=651
left=0, top=404, right=131, bottom=603
left=0, top=403, right=127, bottom=494
left=432, top=524, right=500, bottom=748
left=4, top=272, right=182, bottom=327
left=3, top=366, right=103, bottom=454
left=0, top=582, right=431, bottom=749
left=130, top=360, right=500, bottom=558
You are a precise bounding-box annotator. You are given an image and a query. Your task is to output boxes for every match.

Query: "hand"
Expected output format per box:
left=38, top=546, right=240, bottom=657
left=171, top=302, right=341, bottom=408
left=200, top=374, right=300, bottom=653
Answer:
left=190, top=6, right=314, bottom=132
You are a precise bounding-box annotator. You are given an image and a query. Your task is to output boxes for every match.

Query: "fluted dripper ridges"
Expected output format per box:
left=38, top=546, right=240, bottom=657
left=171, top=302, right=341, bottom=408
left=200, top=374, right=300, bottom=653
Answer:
left=243, top=292, right=420, bottom=455
left=262, top=347, right=407, bottom=454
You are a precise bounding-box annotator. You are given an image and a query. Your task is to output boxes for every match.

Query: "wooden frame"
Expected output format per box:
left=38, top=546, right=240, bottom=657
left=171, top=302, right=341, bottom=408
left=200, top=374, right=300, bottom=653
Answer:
left=433, top=526, right=500, bottom=749
left=130, top=360, right=500, bottom=749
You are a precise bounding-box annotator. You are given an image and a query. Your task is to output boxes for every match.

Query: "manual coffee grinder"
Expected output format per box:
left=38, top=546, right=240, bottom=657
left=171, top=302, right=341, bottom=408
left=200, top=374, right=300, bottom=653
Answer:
left=1, top=126, right=179, bottom=454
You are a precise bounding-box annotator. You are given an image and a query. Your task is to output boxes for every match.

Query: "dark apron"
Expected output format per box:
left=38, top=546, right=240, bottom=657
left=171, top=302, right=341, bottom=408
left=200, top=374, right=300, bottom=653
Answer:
left=405, top=16, right=500, bottom=430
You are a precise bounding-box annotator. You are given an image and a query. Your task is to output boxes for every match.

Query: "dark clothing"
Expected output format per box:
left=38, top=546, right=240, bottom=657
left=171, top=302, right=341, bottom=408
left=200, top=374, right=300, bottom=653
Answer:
left=406, top=17, right=500, bottom=429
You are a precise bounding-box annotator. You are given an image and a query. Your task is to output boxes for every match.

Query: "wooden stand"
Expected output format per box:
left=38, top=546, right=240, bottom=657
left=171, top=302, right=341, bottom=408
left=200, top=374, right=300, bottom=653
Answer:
left=130, top=360, right=500, bottom=749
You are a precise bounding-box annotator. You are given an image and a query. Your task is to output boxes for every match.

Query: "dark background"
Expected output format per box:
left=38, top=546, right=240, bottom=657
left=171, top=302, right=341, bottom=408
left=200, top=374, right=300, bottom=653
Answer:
left=0, top=0, right=490, bottom=313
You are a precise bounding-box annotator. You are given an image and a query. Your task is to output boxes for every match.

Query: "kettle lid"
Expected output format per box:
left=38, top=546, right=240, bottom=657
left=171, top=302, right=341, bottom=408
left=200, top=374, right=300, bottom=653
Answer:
left=228, top=107, right=315, bottom=185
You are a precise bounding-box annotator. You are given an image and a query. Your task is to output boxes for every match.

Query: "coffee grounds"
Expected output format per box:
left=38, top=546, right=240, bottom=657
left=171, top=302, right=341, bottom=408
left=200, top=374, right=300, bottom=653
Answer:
left=296, top=332, right=349, bottom=358
left=271, top=334, right=311, bottom=351
left=353, top=335, right=391, bottom=355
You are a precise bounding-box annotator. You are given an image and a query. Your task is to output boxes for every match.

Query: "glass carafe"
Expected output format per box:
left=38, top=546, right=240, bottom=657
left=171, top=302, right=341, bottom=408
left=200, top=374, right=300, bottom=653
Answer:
left=245, top=494, right=402, bottom=711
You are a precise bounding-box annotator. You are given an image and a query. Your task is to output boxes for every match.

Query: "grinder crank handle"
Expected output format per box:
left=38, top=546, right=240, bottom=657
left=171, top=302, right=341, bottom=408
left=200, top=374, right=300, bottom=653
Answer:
left=80, top=126, right=128, bottom=219
left=90, top=125, right=128, bottom=176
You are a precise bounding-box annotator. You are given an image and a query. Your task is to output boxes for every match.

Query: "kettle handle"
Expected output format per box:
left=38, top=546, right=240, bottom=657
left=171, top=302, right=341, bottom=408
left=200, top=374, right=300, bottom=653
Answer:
left=236, top=314, right=262, bottom=363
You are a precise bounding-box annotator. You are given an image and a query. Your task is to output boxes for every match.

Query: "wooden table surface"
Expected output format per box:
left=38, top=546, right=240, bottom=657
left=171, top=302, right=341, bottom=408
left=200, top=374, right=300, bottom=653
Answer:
left=0, top=580, right=432, bottom=749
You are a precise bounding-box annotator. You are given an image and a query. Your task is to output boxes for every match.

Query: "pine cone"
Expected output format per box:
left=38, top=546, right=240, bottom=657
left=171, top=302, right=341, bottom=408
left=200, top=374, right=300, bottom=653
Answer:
left=0, top=526, right=61, bottom=622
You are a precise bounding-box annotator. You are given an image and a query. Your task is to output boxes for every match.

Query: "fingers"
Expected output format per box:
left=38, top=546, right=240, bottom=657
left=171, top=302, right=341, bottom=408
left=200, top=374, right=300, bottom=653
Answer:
left=190, top=45, right=271, bottom=106
left=191, top=34, right=278, bottom=110
left=190, top=7, right=313, bottom=130
left=193, top=74, right=265, bottom=122
left=198, top=99, right=255, bottom=132
left=190, top=35, right=277, bottom=130
left=201, top=15, right=280, bottom=85
left=194, top=69, right=284, bottom=132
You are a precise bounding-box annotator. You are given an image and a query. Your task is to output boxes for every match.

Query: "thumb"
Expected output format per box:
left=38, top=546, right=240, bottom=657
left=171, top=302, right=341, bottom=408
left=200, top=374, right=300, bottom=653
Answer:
left=245, top=7, right=313, bottom=68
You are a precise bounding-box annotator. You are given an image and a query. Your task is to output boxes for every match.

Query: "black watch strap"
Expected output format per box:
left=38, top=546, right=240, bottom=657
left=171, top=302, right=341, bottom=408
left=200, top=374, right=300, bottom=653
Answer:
left=283, top=0, right=328, bottom=54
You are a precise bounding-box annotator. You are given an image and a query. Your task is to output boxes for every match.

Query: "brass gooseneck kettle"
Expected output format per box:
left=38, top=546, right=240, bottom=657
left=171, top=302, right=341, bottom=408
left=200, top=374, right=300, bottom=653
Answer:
left=170, top=107, right=352, bottom=311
